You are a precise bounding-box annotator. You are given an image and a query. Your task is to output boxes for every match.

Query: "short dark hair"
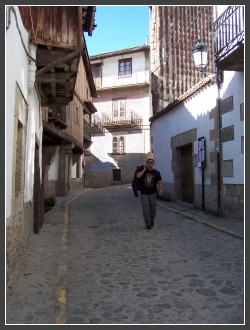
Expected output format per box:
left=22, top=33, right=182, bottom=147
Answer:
left=146, top=158, right=154, bottom=164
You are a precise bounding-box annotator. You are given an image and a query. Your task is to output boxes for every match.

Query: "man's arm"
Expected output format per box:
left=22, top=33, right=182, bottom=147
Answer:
left=158, top=180, right=163, bottom=196
left=136, top=166, right=146, bottom=178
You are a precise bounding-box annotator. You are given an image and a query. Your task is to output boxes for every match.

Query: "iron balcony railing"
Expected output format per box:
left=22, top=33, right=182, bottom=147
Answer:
left=91, top=114, right=103, bottom=131
left=214, top=6, right=244, bottom=63
left=101, top=110, right=143, bottom=129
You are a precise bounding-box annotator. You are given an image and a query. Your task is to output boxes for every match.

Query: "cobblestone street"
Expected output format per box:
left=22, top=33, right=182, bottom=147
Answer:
left=6, top=185, right=244, bottom=324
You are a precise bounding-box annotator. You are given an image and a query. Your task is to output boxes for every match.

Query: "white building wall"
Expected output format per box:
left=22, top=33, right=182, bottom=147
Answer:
left=48, top=152, right=59, bottom=180
left=6, top=6, right=44, bottom=281
left=86, top=48, right=151, bottom=188
left=220, top=71, right=244, bottom=184
left=151, top=83, right=217, bottom=186
left=6, top=6, right=29, bottom=218
left=94, top=51, right=149, bottom=88
left=71, top=162, right=77, bottom=179
left=6, top=6, right=43, bottom=217
left=24, top=85, right=42, bottom=202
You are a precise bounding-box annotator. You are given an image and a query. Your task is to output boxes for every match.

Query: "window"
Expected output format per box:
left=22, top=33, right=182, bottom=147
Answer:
left=91, top=63, right=102, bottom=88
left=113, top=169, right=121, bottom=181
left=118, top=58, right=132, bottom=77
left=120, top=136, right=125, bottom=154
left=112, top=136, right=125, bottom=154
left=113, top=98, right=125, bottom=120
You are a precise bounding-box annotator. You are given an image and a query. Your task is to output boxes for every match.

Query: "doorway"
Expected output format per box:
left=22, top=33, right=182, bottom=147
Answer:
left=181, top=144, right=193, bottom=204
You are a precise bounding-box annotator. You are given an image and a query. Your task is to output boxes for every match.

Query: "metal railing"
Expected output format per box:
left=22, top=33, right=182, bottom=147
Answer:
left=214, top=6, right=244, bottom=62
left=91, top=114, right=103, bottom=131
left=131, top=110, right=143, bottom=128
left=101, top=110, right=143, bottom=128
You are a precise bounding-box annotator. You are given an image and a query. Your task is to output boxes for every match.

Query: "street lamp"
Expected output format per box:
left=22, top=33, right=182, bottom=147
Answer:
left=191, top=39, right=208, bottom=72
left=191, top=39, right=222, bottom=217
left=191, top=39, right=222, bottom=83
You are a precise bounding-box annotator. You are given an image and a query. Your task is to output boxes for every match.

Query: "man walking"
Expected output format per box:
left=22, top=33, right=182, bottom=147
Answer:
left=136, top=158, right=163, bottom=229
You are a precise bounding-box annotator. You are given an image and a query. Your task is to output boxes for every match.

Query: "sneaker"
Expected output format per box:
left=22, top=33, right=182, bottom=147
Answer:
left=147, top=225, right=152, bottom=229
left=151, top=221, right=154, bottom=227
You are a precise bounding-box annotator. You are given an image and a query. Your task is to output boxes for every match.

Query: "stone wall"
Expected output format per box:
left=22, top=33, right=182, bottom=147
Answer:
left=6, top=201, right=33, bottom=285
left=222, top=184, right=244, bottom=221
left=71, top=178, right=83, bottom=190
left=85, top=152, right=150, bottom=188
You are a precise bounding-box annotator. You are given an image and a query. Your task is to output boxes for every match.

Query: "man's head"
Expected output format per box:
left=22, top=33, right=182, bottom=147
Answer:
left=146, top=158, right=154, bottom=170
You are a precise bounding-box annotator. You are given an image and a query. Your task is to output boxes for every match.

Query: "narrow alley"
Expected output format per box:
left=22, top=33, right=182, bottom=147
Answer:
left=6, top=184, right=244, bottom=324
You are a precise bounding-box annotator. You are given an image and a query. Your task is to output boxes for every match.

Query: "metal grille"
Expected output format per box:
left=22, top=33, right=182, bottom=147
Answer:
left=214, top=6, right=244, bottom=62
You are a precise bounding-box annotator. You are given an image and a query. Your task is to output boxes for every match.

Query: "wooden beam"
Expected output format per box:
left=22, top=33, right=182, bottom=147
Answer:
left=35, top=37, right=76, bottom=51
left=36, top=72, right=76, bottom=83
left=41, top=97, right=73, bottom=107
left=51, top=82, right=57, bottom=98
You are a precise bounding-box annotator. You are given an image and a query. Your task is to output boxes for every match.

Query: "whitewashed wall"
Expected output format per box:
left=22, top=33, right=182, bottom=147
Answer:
left=48, top=152, right=59, bottom=180
left=93, top=51, right=149, bottom=88
left=86, top=48, right=151, bottom=187
left=6, top=6, right=43, bottom=217
left=151, top=83, right=217, bottom=185
left=220, top=71, right=244, bottom=184
left=6, top=6, right=28, bottom=217
left=151, top=73, right=244, bottom=187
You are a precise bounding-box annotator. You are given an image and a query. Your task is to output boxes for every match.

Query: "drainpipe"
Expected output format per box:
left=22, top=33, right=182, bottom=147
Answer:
left=36, top=6, right=84, bottom=77
left=216, top=67, right=222, bottom=217
left=28, top=43, right=37, bottom=104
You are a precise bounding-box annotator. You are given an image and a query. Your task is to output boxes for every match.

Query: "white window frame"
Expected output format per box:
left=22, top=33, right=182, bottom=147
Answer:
left=112, top=135, right=126, bottom=155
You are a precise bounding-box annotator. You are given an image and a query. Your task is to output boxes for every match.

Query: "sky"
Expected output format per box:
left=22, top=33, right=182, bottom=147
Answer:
left=84, top=6, right=150, bottom=56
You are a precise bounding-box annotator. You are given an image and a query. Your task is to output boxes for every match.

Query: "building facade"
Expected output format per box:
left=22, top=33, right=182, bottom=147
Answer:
left=42, top=51, right=97, bottom=199
left=149, top=6, right=244, bottom=220
left=84, top=45, right=152, bottom=188
left=6, top=5, right=96, bottom=284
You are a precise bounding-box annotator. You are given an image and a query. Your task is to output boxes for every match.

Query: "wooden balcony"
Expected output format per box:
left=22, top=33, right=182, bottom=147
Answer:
left=48, top=106, right=68, bottom=129
left=19, top=6, right=97, bottom=106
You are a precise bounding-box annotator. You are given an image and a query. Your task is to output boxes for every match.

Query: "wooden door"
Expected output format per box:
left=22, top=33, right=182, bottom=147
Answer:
left=181, top=144, right=193, bottom=204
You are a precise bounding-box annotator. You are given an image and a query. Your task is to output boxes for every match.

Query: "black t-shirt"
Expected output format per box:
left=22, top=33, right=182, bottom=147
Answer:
left=139, top=169, right=162, bottom=195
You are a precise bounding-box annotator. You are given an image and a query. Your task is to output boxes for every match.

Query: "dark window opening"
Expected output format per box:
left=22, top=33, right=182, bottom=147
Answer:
left=113, top=169, right=121, bottom=181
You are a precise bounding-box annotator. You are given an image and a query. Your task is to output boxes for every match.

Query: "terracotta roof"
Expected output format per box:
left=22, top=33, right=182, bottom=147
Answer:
left=90, top=45, right=150, bottom=60
left=149, top=77, right=215, bottom=122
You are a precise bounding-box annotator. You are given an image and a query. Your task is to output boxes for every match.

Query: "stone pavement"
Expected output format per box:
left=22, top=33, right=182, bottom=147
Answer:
left=6, top=184, right=244, bottom=324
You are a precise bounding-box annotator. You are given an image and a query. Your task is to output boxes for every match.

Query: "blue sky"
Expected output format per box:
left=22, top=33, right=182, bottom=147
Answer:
left=84, top=6, right=150, bottom=56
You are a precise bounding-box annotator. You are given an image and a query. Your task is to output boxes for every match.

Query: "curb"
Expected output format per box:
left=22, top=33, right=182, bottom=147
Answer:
left=157, top=202, right=244, bottom=240
left=54, top=188, right=92, bottom=324
left=64, top=188, right=92, bottom=206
